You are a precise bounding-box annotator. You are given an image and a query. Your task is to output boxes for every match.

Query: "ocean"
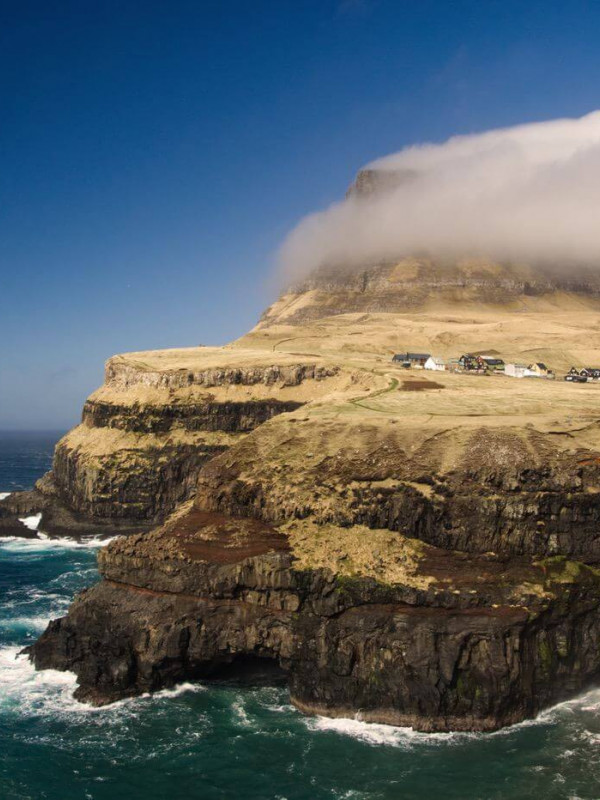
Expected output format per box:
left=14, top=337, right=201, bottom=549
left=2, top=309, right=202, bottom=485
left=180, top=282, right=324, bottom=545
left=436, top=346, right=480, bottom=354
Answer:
left=1, top=432, right=600, bottom=800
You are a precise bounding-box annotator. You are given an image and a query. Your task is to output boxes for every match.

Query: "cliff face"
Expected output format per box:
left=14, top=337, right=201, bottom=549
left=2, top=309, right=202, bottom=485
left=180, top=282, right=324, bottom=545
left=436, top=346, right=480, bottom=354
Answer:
left=28, top=502, right=600, bottom=731
left=194, top=417, right=600, bottom=562
left=1, top=352, right=344, bottom=536
left=258, top=258, right=600, bottom=329
left=27, top=399, right=600, bottom=730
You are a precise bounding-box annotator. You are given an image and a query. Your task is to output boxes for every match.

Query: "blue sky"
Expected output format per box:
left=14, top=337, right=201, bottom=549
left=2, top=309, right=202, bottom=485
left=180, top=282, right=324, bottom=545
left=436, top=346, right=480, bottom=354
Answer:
left=2, top=0, right=600, bottom=428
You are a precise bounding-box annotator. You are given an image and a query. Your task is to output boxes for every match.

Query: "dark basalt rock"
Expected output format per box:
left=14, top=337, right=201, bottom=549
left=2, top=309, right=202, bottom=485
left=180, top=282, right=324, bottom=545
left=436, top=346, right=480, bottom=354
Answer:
left=193, top=425, right=600, bottom=563
left=2, top=388, right=309, bottom=538
left=26, top=509, right=600, bottom=731
left=0, top=487, right=152, bottom=540
left=0, top=490, right=48, bottom=539
left=50, top=440, right=224, bottom=522
left=82, top=398, right=303, bottom=434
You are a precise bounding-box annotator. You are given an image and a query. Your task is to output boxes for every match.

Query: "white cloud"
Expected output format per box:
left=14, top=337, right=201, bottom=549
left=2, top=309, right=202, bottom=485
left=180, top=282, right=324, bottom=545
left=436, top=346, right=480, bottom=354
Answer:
left=279, top=111, right=600, bottom=279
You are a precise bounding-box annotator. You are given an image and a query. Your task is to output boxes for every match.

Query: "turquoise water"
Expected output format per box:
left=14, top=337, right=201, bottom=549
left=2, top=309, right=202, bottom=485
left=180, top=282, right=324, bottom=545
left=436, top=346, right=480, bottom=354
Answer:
left=1, top=434, right=600, bottom=799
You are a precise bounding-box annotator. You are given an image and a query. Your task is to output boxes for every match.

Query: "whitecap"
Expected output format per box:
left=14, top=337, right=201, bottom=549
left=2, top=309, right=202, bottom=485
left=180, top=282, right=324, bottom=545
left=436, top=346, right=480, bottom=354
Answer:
left=232, top=697, right=252, bottom=727
left=305, top=685, right=600, bottom=748
left=304, top=715, right=464, bottom=748
left=0, top=534, right=119, bottom=553
left=0, top=645, right=206, bottom=721
left=0, top=492, right=11, bottom=500
left=0, top=645, right=81, bottom=716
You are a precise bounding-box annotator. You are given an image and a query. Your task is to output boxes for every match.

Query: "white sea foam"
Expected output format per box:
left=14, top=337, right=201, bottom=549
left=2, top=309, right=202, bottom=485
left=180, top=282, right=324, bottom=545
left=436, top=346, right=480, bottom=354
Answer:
left=306, top=687, right=600, bottom=748
left=305, top=715, right=466, bottom=748
left=18, top=513, right=41, bottom=531
left=232, top=697, right=252, bottom=727
left=0, top=492, right=11, bottom=500
left=139, top=682, right=207, bottom=701
left=267, top=702, right=295, bottom=714
left=0, top=645, right=205, bottom=721
left=0, top=534, right=119, bottom=553
left=0, top=645, right=81, bottom=716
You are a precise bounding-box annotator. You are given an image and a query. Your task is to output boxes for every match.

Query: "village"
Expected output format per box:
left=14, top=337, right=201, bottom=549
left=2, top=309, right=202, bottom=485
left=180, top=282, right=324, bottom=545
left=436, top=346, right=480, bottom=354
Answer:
left=391, top=351, right=600, bottom=383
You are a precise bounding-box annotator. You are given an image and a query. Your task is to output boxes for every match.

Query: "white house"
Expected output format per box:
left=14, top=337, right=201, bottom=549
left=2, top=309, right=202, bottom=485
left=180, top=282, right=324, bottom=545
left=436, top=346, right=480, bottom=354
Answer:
left=505, top=363, right=528, bottom=378
left=424, top=356, right=446, bottom=371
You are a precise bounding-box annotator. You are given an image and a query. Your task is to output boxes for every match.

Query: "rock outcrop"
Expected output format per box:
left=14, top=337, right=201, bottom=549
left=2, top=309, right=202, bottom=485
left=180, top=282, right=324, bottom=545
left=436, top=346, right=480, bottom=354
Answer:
left=28, top=502, right=600, bottom=731
left=195, top=417, right=600, bottom=562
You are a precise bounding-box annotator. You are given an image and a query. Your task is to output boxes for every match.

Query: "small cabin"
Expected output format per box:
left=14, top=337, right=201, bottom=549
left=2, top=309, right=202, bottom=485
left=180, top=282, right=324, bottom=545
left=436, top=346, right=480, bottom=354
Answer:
left=392, top=352, right=431, bottom=368
left=482, top=357, right=505, bottom=372
left=505, top=363, right=528, bottom=378
left=459, top=354, right=486, bottom=371
left=424, top=356, right=446, bottom=371
left=565, top=367, right=587, bottom=383
left=527, top=362, right=548, bottom=377
left=581, top=367, right=600, bottom=380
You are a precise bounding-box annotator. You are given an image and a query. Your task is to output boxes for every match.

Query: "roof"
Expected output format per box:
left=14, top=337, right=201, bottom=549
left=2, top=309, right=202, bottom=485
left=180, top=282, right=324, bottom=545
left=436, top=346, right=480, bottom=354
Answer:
left=482, top=357, right=504, bottom=365
left=426, top=356, right=446, bottom=365
left=406, top=352, right=431, bottom=360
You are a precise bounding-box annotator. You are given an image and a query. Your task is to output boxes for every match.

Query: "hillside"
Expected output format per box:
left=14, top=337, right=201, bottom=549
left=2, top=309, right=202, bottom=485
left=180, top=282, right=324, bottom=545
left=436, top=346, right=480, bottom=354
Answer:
left=241, top=258, right=600, bottom=373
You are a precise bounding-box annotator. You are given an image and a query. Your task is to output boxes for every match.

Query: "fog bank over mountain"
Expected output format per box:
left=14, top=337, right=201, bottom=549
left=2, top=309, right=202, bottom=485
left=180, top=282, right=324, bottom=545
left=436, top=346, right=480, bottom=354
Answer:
left=279, top=112, right=600, bottom=279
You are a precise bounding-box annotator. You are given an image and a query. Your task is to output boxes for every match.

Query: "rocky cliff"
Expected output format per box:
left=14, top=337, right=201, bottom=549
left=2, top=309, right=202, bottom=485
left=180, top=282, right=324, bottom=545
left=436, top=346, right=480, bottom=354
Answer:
left=28, top=474, right=600, bottom=731
left=26, top=381, right=600, bottom=730
left=1, top=350, right=345, bottom=537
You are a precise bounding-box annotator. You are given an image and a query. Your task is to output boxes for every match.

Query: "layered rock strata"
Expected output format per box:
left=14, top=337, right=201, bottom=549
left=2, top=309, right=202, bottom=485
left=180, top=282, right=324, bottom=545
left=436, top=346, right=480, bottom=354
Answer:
left=0, top=352, right=342, bottom=537
left=28, top=504, right=600, bottom=731
left=195, top=417, right=600, bottom=562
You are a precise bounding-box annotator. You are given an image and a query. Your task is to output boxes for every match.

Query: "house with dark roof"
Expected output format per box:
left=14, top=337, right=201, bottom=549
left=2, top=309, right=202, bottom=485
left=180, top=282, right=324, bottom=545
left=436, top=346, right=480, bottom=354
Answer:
left=392, top=352, right=431, bottom=367
left=581, top=367, right=600, bottom=380
left=458, top=354, right=487, bottom=371
left=481, top=356, right=505, bottom=371
left=527, top=362, right=549, bottom=376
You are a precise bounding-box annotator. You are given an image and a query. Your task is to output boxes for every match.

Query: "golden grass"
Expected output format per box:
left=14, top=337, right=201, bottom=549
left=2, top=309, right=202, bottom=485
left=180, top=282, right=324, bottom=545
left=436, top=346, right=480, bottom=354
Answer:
left=283, top=519, right=434, bottom=589
left=61, top=425, right=240, bottom=458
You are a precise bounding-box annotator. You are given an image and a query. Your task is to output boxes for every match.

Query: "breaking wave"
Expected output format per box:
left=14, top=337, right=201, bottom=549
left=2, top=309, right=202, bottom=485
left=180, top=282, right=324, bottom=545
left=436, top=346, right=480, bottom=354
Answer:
left=18, top=512, right=42, bottom=531
left=0, top=533, right=119, bottom=553
left=0, top=645, right=206, bottom=721
left=305, top=687, right=600, bottom=750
